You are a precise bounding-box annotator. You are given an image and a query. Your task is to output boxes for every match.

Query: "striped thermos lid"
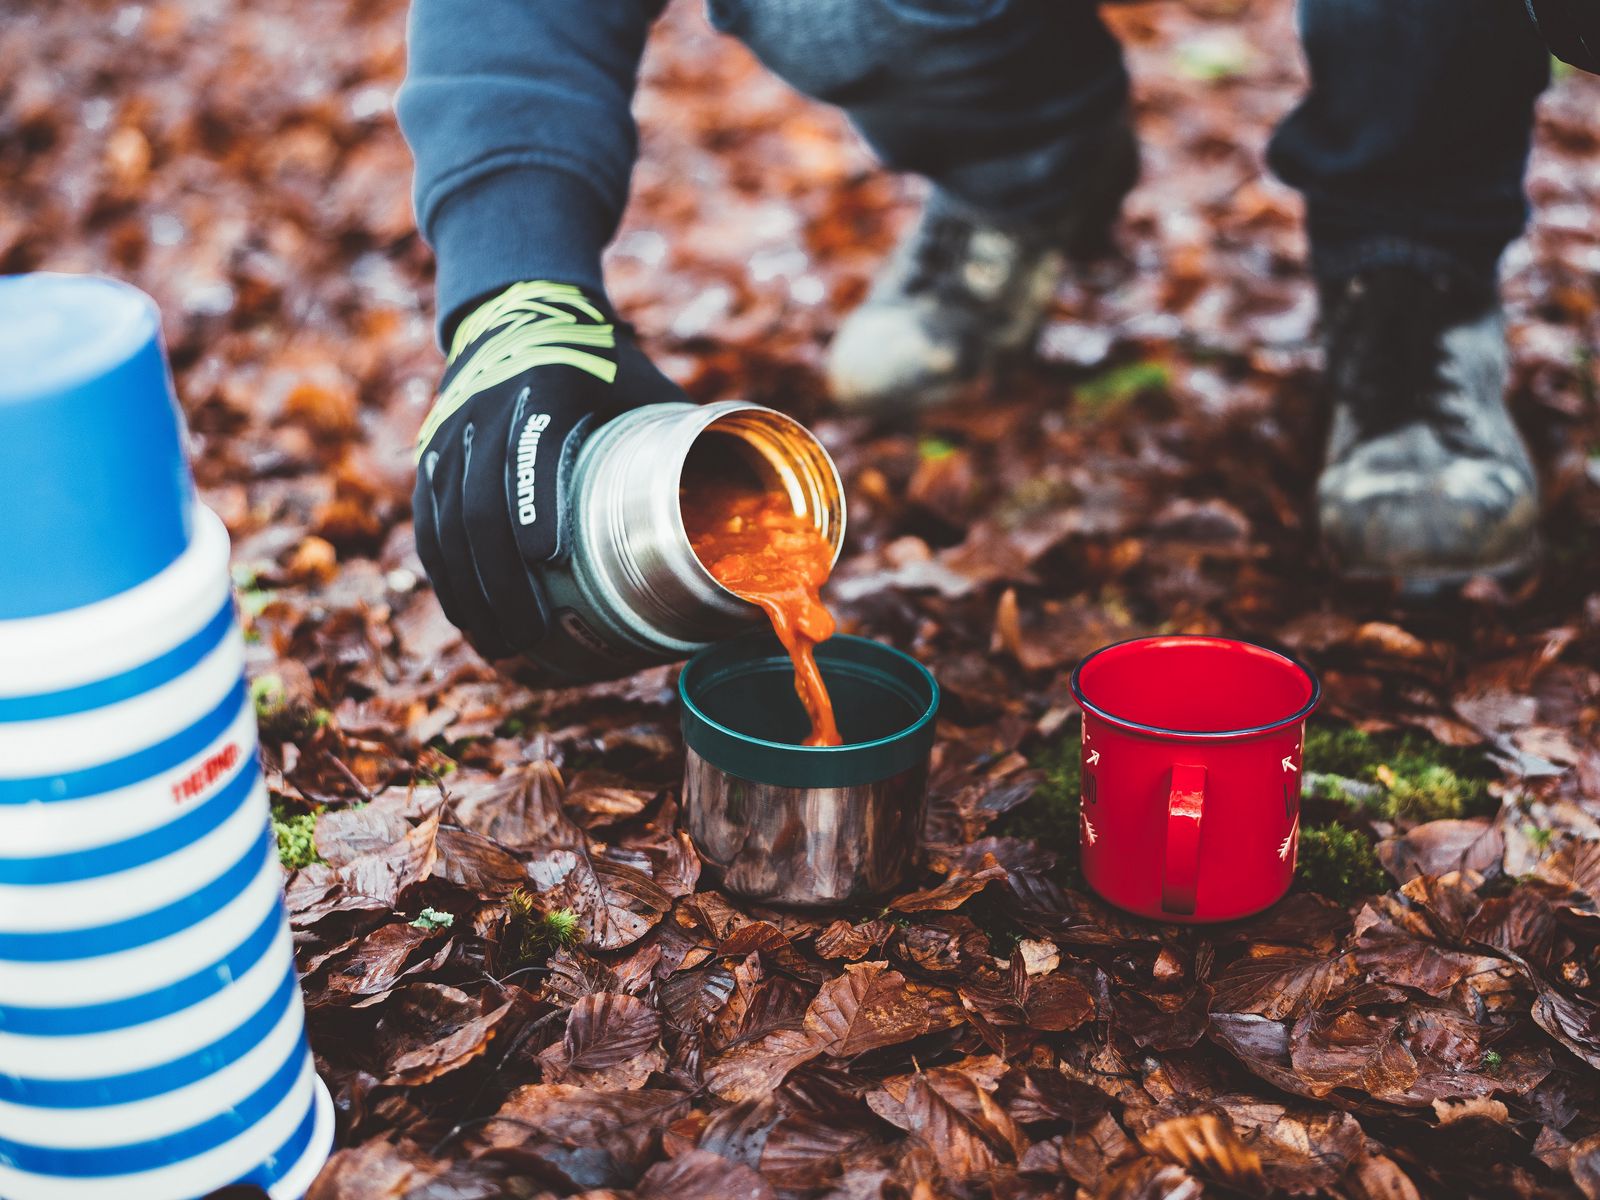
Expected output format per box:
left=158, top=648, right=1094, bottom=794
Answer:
left=0, top=274, right=332, bottom=1199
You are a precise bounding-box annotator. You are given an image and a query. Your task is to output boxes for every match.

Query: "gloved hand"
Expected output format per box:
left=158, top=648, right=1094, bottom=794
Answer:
left=1526, top=0, right=1600, bottom=73
left=413, top=281, right=687, bottom=659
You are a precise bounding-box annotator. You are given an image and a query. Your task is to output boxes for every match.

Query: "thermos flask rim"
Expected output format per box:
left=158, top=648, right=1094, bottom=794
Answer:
left=1071, top=634, right=1320, bottom=741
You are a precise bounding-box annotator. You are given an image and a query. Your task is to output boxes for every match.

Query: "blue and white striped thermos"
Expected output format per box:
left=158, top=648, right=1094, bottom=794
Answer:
left=0, top=275, right=333, bottom=1199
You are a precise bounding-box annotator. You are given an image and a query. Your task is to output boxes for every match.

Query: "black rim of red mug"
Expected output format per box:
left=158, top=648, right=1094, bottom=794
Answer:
left=1070, top=634, right=1322, bottom=741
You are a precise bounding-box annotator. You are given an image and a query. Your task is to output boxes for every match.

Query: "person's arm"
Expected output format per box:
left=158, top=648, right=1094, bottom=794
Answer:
left=1525, top=0, right=1600, bottom=73
left=396, top=0, right=668, bottom=341
left=397, top=2, right=687, bottom=662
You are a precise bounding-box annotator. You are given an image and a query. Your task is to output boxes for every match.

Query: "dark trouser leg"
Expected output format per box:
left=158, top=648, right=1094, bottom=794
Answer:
left=706, top=0, right=1129, bottom=225
left=1268, top=0, right=1549, bottom=285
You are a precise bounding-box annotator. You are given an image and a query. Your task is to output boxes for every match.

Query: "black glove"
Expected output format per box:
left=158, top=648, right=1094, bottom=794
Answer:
left=413, top=281, right=687, bottom=659
left=1526, top=0, right=1600, bottom=72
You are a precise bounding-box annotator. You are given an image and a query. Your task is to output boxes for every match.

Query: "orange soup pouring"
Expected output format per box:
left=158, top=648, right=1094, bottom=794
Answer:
left=682, top=479, right=841, bottom=747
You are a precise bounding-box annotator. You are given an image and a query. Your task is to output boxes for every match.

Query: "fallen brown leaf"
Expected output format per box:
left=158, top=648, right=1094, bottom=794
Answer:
left=803, top=962, right=964, bottom=1057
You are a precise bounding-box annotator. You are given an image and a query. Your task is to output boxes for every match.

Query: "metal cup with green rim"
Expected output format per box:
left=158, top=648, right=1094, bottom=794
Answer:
left=679, top=632, right=939, bottom=907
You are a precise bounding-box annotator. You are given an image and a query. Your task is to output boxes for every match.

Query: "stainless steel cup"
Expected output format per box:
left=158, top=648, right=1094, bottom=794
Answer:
left=680, top=633, right=939, bottom=907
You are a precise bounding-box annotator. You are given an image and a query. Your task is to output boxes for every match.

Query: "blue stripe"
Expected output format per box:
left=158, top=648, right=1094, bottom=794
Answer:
left=0, top=759, right=259, bottom=885
left=0, top=901, right=283, bottom=1036
left=0, top=1036, right=311, bottom=1176
left=0, top=968, right=298, bottom=1107
left=0, top=827, right=272, bottom=962
left=0, top=598, right=235, bottom=722
left=232, top=1084, right=322, bottom=1192
left=0, top=676, right=247, bottom=805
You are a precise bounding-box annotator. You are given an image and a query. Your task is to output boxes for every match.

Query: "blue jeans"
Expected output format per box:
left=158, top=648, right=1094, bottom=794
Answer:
left=708, top=0, right=1550, bottom=283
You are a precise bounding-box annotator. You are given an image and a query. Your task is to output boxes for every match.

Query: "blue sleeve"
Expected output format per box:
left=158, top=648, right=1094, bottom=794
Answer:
left=397, top=0, right=668, bottom=340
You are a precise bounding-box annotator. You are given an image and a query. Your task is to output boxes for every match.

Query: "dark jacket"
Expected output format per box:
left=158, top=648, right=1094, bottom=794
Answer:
left=397, top=1, right=665, bottom=339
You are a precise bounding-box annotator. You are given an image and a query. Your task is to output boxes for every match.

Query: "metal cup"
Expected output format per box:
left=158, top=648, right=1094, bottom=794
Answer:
left=679, top=633, right=939, bottom=907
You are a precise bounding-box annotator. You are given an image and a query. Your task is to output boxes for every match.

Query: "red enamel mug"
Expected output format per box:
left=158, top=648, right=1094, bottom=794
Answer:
left=1071, top=636, right=1320, bottom=923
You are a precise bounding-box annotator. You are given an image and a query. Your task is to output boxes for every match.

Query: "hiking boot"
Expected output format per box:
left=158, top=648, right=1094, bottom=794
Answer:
left=826, top=121, right=1139, bottom=415
left=1317, top=266, right=1541, bottom=594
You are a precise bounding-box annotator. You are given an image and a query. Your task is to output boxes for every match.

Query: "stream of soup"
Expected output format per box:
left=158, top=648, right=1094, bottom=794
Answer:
left=682, top=465, right=841, bottom=747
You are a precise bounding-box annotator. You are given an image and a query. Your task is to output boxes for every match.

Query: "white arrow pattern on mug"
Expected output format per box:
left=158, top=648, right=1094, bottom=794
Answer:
left=1087, top=749, right=1101, bottom=766
left=1278, top=814, right=1300, bottom=861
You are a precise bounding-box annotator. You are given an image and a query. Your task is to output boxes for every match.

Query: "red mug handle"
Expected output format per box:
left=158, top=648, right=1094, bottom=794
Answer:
left=1163, top=764, right=1206, bottom=915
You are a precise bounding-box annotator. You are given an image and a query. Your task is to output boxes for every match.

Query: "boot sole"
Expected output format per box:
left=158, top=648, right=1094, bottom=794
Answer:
left=1330, top=539, right=1544, bottom=600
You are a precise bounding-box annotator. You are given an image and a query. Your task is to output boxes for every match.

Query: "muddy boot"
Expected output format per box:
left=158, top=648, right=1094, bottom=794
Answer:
left=1317, top=266, right=1540, bottom=595
left=826, top=121, right=1138, bottom=416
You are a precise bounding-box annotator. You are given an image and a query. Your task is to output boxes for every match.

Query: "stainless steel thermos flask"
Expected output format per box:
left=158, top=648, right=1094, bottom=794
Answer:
left=520, top=399, right=846, bottom=682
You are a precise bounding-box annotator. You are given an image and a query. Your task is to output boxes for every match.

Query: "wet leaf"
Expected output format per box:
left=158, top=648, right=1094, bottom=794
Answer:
left=385, top=997, right=516, bottom=1086
left=305, top=922, right=441, bottom=1007
left=453, top=762, right=583, bottom=852
left=878, top=1067, right=1028, bottom=1179
left=704, top=1029, right=823, bottom=1103
left=1017, top=1113, right=1138, bottom=1192
left=814, top=918, right=893, bottom=961
left=804, top=962, right=965, bottom=1057
left=890, top=860, right=1009, bottom=912
left=1378, top=819, right=1505, bottom=883
left=305, top=1141, right=441, bottom=1199
left=529, top=849, right=671, bottom=951
left=432, top=827, right=526, bottom=896
left=288, top=810, right=442, bottom=927
left=1137, top=1113, right=1263, bottom=1190
left=1534, top=838, right=1600, bottom=905
left=1530, top=984, right=1600, bottom=1070
left=561, top=991, right=662, bottom=1071
left=1571, top=1131, right=1600, bottom=1200
left=474, top=1085, right=690, bottom=1188
left=564, top=769, right=657, bottom=829
left=635, top=1148, right=775, bottom=1200
left=1208, top=952, right=1358, bottom=1020
left=1289, top=1010, right=1419, bottom=1101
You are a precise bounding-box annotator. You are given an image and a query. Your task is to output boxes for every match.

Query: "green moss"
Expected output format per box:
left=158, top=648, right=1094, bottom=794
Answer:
left=1303, top=724, right=1493, bottom=821
left=410, top=907, right=455, bottom=931
left=251, top=673, right=285, bottom=717
left=1482, top=1050, right=1504, bottom=1070
left=232, top=564, right=279, bottom=619
left=1384, top=765, right=1479, bottom=822
left=991, top=736, right=1083, bottom=887
left=918, top=436, right=959, bottom=462
left=1074, top=360, right=1170, bottom=418
left=1296, top=822, right=1387, bottom=902
left=270, top=803, right=321, bottom=870
left=542, top=908, right=581, bottom=946
left=994, top=738, right=1081, bottom=855
left=505, top=889, right=582, bottom=962
left=251, top=673, right=316, bottom=741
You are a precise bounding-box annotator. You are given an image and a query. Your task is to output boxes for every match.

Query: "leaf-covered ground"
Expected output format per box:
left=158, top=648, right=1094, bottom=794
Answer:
left=7, top=1, right=1600, bottom=1196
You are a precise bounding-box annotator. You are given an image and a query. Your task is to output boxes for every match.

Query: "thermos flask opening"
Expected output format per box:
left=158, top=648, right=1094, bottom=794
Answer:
left=525, top=400, right=846, bottom=682
left=675, top=405, right=847, bottom=603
